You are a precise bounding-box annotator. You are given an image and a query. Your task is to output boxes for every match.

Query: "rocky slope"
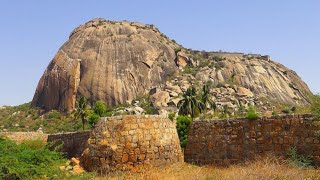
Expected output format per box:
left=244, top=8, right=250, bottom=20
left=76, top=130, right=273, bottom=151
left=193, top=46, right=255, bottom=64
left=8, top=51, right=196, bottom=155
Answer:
left=32, top=18, right=312, bottom=113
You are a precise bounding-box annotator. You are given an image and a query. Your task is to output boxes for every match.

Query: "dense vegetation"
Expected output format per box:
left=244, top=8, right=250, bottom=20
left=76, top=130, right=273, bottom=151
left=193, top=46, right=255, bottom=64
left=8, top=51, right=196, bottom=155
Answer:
left=175, top=116, right=192, bottom=148
left=0, top=137, right=93, bottom=179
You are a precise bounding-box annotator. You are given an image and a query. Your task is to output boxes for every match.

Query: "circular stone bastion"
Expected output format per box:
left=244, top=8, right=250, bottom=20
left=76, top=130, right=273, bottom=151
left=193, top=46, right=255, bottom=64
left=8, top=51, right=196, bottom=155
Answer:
left=80, top=115, right=183, bottom=173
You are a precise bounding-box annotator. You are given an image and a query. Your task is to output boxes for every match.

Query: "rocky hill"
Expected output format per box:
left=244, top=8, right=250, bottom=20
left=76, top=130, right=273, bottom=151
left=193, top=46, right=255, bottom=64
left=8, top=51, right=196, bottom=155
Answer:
left=32, top=18, right=312, bottom=114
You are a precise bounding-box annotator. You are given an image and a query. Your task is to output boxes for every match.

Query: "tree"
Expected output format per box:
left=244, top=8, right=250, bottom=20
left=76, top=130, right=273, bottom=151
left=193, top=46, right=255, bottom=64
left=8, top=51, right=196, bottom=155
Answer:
left=74, top=96, right=89, bottom=130
left=201, top=84, right=216, bottom=112
left=178, top=87, right=204, bottom=119
left=93, top=100, right=107, bottom=117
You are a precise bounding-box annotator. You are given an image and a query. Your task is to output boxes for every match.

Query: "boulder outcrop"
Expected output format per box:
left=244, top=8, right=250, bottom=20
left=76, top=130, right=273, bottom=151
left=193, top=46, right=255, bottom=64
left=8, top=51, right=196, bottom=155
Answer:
left=32, top=18, right=312, bottom=112
left=32, top=18, right=179, bottom=112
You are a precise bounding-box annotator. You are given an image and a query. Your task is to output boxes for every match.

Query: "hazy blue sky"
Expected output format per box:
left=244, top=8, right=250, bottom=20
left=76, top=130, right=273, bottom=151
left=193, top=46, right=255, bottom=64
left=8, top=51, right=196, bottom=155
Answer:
left=0, top=1, right=319, bottom=105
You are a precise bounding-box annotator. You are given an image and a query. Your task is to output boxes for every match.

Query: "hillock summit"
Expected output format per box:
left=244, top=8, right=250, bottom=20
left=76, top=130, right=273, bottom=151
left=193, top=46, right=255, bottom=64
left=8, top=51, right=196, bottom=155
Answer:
left=32, top=18, right=312, bottom=113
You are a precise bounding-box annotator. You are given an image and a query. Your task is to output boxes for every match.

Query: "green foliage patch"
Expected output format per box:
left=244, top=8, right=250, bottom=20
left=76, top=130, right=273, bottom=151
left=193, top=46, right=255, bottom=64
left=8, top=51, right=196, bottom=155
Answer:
left=246, top=106, right=259, bottom=120
left=176, top=116, right=192, bottom=148
left=0, top=138, right=62, bottom=179
left=287, top=147, right=314, bottom=168
left=311, top=94, right=320, bottom=119
left=0, top=138, right=95, bottom=179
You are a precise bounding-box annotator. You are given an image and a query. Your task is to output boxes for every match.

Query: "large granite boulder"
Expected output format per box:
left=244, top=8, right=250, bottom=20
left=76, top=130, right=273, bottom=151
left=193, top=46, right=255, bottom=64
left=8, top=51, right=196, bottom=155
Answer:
left=32, top=18, right=179, bottom=112
left=32, top=18, right=312, bottom=113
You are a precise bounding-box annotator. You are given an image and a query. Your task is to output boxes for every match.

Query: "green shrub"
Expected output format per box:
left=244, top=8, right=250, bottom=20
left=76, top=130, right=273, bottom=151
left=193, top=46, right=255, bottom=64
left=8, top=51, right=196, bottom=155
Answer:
left=93, top=100, right=107, bottom=117
left=272, top=111, right=278, bottom=116
left=176, top=116, right=192, bottom=148
left=168, top=112, right=176, bottom=121
left=183, top=67, right=196, bottom=76
left=247, top=106, right=259, bottom=120
left=0, top=138, right=95, bottom=179
left=281, top=107, right=291, bottom=114
left=88, top=113, right=100, bottom=128
left=0, top=139, right=63, bottom=179
left=287, top=147, right=314, bottom=168
left=174, top=47, right=182, bottom=53
left=212, top=56, right=224, bottom=62
left=311, top=94, right=320, bottom=119
left=47, top=111, right=62, bottom=119
left=140, top=99, right=158, bottom=115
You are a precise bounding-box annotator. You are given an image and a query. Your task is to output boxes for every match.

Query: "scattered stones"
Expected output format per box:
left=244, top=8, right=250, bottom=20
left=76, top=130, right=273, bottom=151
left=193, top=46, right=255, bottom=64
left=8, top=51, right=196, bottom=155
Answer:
left=125, top=106, right=145, bottom=115
left=60, top=158, right=84, bottom=175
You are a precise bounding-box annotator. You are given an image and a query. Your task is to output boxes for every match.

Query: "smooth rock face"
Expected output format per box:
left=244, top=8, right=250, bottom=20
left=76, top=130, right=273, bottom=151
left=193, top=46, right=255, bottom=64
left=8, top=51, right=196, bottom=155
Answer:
left=32, top=18, right=312, bottom=112
left=32, top=18, right=179, bottom=112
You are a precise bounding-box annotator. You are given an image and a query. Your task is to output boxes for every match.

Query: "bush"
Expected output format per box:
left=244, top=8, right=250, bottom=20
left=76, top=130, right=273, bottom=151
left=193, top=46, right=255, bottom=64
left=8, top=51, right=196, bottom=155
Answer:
left=0, top=139, right=63, bottom=179
left=311, top=94, right=320, bottom=119
left=281, top=107, right=291, bottom=114
left=168, top=112, right=176, bottom=121
left=272, top=111, right=278, bottom=116
left=183, top=67, right=196, bottom=76
left=176, top=116, right=192, bottom=148
left=140, top=99, right=158, bottom=115
left=88, top=112, right=100, bottom=128
left=174, top=47, right=182, bottom=53
left=287, top=147, right=314, bottom=168
left=93, top=100, right=107, bottom=117
left=247, top=106, right=259, bottom=120
left=47, top=111, right=62, bottom=119
left=0, top=138, right=95, bottom=179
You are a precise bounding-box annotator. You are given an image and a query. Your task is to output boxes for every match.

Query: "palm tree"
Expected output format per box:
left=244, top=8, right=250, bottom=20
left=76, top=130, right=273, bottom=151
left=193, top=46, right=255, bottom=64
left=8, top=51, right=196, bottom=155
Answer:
left=201, top=84, right=216, bottom=112
left=74, top=96, right=88, bottom=130
left=178, top=87, right=204, bottom=120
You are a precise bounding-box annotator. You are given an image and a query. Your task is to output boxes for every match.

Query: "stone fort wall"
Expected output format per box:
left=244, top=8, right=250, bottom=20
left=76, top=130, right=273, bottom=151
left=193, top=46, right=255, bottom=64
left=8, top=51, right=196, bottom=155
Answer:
left=0, top=131, right=90, bottom=158
left=184, top=114, right=320, bottom=166
left=80, top=115, right=183, bottom=173
left=47, top=131, right=90, bottom=158
left=0, top=131, right=48, bottom=143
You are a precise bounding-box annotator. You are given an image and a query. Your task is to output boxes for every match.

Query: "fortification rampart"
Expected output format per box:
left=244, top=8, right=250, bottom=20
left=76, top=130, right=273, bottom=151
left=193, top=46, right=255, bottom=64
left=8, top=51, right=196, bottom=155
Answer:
left=184, top=114, right=320, bottom=166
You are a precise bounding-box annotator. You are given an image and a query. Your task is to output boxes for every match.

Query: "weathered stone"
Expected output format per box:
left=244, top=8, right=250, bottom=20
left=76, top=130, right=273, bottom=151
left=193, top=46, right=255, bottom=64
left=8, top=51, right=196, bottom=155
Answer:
left=80, top=115, right=183, bottom=173
left=150, top=91, right=170, bottom=108
left=185, top=114, right=320, bottom=166
left=175, top=51, right=190, bottom=68
left=122, top=154, right=129, bottom=163
left=236, top=87, right=254, bottom=97
left=32, top=18, right=178, bottom=112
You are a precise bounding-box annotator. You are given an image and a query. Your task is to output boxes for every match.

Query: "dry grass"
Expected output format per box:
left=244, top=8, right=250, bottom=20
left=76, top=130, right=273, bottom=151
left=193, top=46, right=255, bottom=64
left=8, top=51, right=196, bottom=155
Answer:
left=97, top=157, right=320, bottom=180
